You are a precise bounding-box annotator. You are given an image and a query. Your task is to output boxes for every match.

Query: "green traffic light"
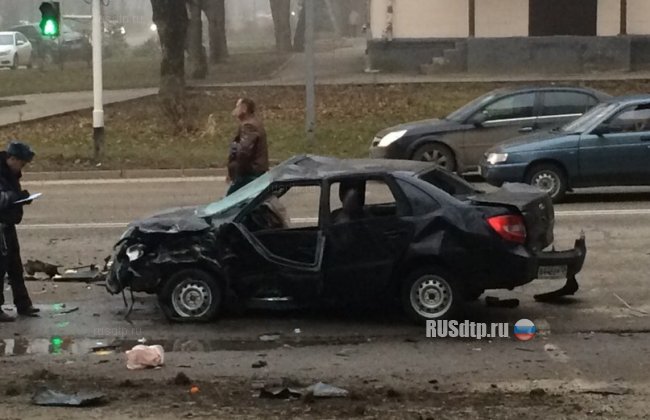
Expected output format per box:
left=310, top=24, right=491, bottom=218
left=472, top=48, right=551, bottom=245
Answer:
left=39, top=1, right=60, bottom=37
left=43, top=19, right=58, bottom=36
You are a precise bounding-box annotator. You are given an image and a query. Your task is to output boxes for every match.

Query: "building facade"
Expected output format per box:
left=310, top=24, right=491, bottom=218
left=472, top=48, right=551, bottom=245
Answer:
left=368, top=0, right=650, bottom=74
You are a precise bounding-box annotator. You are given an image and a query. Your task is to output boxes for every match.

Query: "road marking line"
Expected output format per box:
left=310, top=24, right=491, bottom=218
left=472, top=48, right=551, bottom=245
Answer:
left=16, top=208, right=650, bottom=230
left=556, top=209, right=650, bottom=216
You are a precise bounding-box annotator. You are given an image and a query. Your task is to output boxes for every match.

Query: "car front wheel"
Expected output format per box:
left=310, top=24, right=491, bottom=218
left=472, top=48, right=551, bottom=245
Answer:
left=401, top=266, right=464, bottom=324
left=158, top=269, right=222, bottom=322
left=526, top=163, right=567, bottom=203
left=11, top=54, right=18, bottom=70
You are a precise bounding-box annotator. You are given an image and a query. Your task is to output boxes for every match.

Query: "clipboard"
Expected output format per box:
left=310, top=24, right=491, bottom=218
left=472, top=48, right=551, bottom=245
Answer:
left=14, top=192, right=42, bottom=204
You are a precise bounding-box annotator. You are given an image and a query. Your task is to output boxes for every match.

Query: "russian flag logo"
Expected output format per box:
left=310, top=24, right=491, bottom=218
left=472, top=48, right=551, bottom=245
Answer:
left=514, top=319, right=536, bottom=341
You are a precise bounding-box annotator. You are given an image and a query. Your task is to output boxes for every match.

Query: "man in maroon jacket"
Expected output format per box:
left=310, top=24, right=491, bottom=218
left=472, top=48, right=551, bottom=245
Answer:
left=226, top=98, right=269, bottom=195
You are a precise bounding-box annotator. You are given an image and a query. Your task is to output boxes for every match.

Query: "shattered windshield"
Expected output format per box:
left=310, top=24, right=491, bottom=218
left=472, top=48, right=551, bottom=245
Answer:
left=446, top=92, right=498, bottom=122
left=560, top=102, right=618, bottom=133
left=197, top=173, right=272, bottom=218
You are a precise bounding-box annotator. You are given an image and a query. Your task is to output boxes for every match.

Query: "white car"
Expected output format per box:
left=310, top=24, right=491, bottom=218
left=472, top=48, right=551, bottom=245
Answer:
left=0, top=31, right=33, bottom=69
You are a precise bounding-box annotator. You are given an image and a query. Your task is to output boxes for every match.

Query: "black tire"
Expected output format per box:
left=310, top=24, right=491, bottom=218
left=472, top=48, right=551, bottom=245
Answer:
left=10, top=55, right=18, bottom=70
left=412, top=143, right=456, bottom=172
left=400, top=266, right=464, bottom=324
left=525, top=163, right=567, bottom=203
left=158, top=268, right=222, bottom=322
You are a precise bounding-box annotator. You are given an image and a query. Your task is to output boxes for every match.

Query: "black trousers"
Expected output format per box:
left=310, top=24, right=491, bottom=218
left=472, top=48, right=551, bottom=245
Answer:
left=0, top=225, right=31, bottom=309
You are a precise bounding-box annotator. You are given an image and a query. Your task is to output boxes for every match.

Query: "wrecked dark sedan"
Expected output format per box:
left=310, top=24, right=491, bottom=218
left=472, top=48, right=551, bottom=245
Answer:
left=106, top=155, right=586, bottom=323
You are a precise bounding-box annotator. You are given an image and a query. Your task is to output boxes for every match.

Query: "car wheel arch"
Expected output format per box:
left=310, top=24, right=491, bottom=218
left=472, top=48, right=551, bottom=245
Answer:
left=390, top=255, right=454, bottom=292
left=160, top=262, right=226, bottom=291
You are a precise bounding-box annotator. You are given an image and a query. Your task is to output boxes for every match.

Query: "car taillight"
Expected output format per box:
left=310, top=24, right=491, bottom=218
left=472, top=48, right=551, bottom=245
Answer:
left=487, top=215, right=527, bottom=244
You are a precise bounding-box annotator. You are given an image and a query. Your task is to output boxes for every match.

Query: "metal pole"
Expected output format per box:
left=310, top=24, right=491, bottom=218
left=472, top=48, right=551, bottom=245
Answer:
left=305, top=0, right=315, bottom=144
left=92, top=0, right=104, bottom=161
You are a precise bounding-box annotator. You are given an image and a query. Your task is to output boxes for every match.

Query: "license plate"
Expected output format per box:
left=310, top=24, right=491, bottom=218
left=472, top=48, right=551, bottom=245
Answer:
left=537, top=265, right=567, bottom=279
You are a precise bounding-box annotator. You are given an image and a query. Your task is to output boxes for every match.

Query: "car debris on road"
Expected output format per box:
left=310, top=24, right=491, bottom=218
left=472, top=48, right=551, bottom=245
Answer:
left=31, top=387, right=106, bottom=407
left=125, top=344, right=165, bottom=370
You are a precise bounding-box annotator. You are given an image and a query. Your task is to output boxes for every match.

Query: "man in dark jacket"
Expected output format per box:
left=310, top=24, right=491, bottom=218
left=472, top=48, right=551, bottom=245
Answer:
left=0, top=141, right=38, bottom=322
left=226, top=98, right=269, bottom=195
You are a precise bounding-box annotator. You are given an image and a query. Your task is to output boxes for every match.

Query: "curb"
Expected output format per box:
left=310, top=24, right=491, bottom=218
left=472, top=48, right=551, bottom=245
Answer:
left=22, top=167, right=228, bottom=181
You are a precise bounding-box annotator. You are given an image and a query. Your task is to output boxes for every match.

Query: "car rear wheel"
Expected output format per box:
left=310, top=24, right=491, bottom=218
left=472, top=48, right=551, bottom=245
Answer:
left=526, top=163, right=567, bottom=203
left=401, top=266, right=464, bottom=324
left=158, top=269, right=222, bottom=322
left=412, top=143, right=456, bottom=172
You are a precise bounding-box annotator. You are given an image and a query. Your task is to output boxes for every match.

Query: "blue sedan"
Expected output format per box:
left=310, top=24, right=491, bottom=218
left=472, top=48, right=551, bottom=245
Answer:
left=479, top=95, right=650, bottom=202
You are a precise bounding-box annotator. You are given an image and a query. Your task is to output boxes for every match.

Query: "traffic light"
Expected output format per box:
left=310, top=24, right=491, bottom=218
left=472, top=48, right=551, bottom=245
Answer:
left=39, top=1, right=61, bottom=37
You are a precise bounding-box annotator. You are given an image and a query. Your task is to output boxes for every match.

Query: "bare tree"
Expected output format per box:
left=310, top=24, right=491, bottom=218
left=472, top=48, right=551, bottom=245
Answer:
left=187, top=0, right=208, bottom=79
left=151, top=0, right=189, bottom=131
left=293, top=1, right=306, bottom=52
left=203, top=0, right=228, bottom=64
left=270, top=0, right=292, bottom=52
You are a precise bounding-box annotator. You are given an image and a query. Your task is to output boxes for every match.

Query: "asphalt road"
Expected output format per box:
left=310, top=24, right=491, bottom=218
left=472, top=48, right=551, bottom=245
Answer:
left=1, top=176, right=650, bottom=418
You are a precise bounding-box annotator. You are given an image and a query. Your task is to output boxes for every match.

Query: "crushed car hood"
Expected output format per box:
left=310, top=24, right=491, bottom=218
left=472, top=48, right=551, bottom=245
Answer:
left=130, top=206, right=211, bottom=234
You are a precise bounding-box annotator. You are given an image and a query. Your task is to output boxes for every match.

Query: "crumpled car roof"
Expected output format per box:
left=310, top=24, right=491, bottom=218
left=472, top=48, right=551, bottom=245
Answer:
left=269, top=155, right=434, bottom=182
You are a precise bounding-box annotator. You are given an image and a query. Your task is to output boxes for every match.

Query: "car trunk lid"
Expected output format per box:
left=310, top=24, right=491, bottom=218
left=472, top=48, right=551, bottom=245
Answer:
left=467, top=183, right=554, bottom=252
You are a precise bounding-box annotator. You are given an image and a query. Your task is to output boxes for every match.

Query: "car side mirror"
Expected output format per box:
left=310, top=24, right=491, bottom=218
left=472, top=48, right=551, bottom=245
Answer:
left=16, top=40, right=24, bottom=46
left=470, top=112, right=488, bottom=127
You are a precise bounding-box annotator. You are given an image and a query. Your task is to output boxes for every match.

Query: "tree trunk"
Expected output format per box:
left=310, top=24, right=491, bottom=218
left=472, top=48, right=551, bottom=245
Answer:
left=293, top=2, right=306, bottom=52
left=270, top=0, right=292, bottom=52
left=187, top=0, right=208, bottom=79
left=204, top=0, right=228, bottom=64
left=151, top=0, right=189, bottom=131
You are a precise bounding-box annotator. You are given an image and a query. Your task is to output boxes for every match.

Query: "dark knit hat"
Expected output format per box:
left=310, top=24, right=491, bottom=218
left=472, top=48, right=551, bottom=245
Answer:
left=7, top=141, right=35, bottom=162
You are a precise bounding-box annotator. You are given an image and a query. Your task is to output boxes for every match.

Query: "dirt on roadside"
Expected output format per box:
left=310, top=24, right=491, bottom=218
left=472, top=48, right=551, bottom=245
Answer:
left=0, top=357, right=646, bottom=419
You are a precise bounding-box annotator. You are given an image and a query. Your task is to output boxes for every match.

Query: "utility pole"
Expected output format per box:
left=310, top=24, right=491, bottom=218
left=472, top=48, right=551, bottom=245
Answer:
left=305, top=0, right=315, bottom=144
left=92, top=0, right=104, bottom=161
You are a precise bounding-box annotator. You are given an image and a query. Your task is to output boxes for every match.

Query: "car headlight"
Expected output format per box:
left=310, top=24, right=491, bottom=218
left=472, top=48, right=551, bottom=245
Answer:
left=126, top=244, right=146, bottom=262
left=377, top=130, right=407, bottom=147
left=0, top=51, right=9, bottom=56
left=486, top=152, right=508, bottom=165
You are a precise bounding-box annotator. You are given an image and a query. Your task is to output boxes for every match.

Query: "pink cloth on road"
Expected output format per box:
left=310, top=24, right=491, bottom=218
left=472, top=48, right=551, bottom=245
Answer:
left=125, top=345, right=165, bottom=370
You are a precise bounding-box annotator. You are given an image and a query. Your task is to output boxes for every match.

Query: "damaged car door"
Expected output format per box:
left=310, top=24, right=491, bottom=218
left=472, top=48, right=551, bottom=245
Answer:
left=219, top=181, right=326, bottom=306
left=322, top=176, right=414, bottom=300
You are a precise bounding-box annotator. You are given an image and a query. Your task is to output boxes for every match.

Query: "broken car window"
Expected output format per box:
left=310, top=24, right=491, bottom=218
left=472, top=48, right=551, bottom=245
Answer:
left=243, top=183, right=320, bottom=232
left=197, top=173, right=272, bottom=218
left=330, top=178, right=400, bottom=223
